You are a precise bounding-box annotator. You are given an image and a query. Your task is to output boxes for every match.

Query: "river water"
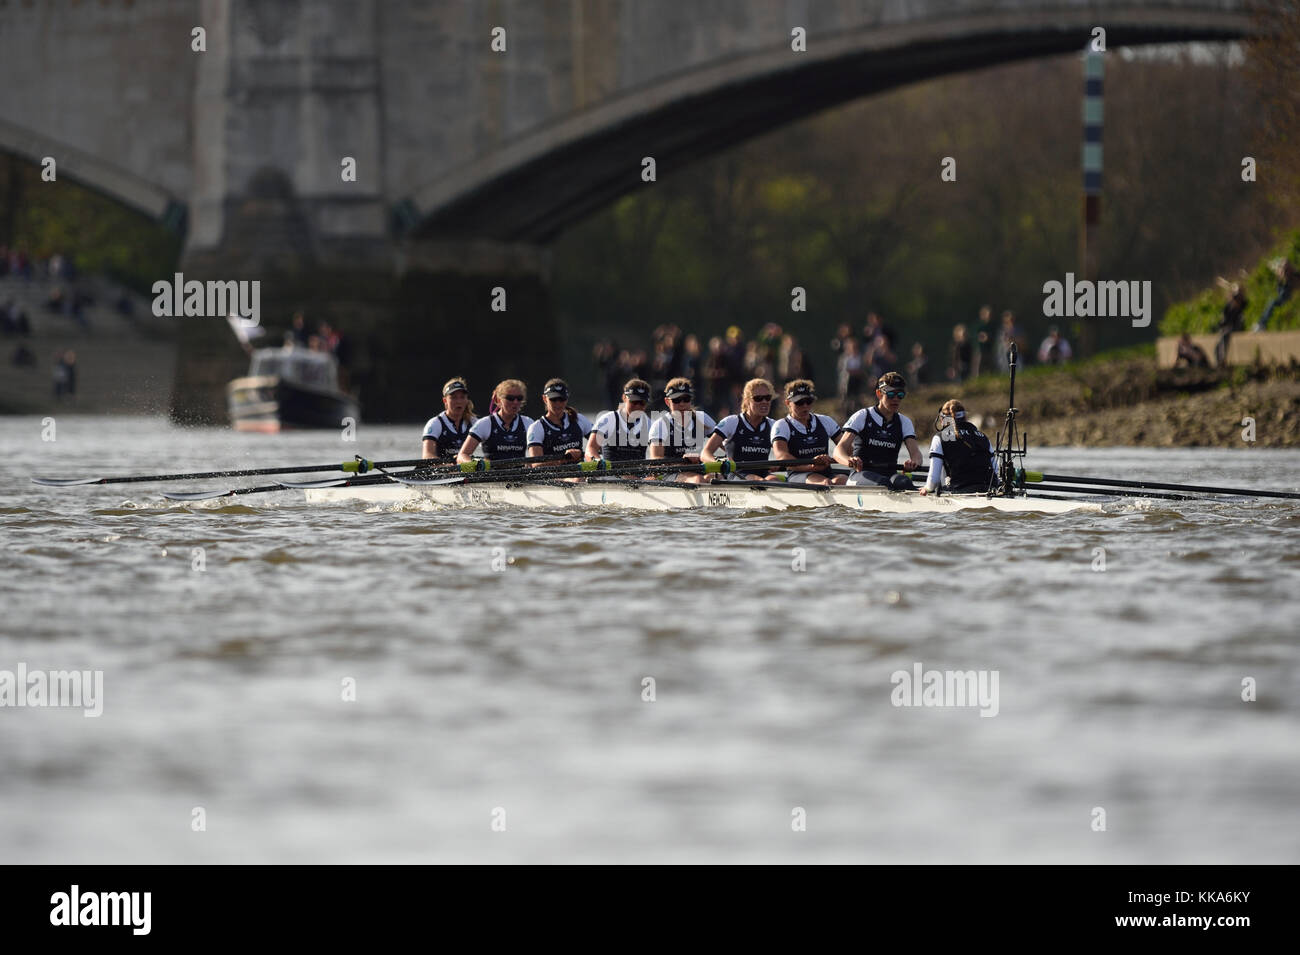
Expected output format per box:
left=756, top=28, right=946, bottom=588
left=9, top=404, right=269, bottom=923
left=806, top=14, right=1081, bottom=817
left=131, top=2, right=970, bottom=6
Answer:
left=2, top=415, right=1297, bottom=863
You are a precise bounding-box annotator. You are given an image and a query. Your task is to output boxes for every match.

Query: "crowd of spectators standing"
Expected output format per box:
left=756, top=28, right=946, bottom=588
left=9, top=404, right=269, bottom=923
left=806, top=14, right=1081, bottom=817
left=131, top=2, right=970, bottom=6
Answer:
left=594, top=322, right=813, bottom=419
left=595, top=305, right=1096, bottom=420
left=282, top=311, right=353, bottom=388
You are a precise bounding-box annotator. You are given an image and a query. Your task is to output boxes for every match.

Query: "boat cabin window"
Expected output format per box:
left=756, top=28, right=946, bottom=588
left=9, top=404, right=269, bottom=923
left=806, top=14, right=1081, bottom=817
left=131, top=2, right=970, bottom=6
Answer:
left=248, top=349, right=338, bottom=388
left=250, top=353, right=282, bottom=377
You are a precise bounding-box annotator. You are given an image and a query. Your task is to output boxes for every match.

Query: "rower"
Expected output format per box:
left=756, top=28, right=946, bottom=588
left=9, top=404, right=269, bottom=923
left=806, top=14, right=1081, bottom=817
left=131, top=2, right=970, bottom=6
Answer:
left=770, top=379, right=845, bottom=486
left=421, top=377, right=477, bottom=461
left=919, top=399, right=996, bottom=495
left=586, top=378, right=653, bottom=464
left=647, top=377, right=716, bottom=484
left=701, top=377, right=778, bottom=481
left=456, top=379, right=534, bottom=463
left=833, top=371, right=922, bottom=489
left=526, top=378, right=592, bottom=465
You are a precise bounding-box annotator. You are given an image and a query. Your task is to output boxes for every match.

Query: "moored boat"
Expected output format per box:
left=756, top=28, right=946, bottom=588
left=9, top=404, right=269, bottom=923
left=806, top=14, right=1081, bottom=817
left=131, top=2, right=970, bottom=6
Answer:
left=227, top=346, right=360, bottom=433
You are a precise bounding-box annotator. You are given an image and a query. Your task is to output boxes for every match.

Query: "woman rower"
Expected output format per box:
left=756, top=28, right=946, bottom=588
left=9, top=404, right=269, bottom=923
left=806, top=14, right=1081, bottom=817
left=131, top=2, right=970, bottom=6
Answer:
left=526, top=378, right=592, bottom=465
left=701, top=377, right=778, bottom=481
left=918, top=399, right=997, bottom=495
left=833, top=371, right=922, bottom=489
left=421, top=377, right=476, bottom=461
left=456, top=379, right=534, bottom=463
left=586, top=378, right=653, bottom=463
left=647, top=377, right=717, bottom=484
left=770, top=379, right=846, bottom=486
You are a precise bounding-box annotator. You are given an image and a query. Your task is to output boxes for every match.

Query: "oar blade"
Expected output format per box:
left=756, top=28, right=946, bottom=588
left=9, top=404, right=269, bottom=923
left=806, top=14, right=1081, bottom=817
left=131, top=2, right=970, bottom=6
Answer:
left=160, top=488, right=234, bottom=502
left=384, top=474, right=467, bottom=486
left=32, top=477, right=105, bottom=487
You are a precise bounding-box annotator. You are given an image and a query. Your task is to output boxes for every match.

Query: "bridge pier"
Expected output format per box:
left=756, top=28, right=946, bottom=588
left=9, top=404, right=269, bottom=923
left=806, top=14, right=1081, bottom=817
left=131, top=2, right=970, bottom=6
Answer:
left=173, top=232, right=559, bottom=425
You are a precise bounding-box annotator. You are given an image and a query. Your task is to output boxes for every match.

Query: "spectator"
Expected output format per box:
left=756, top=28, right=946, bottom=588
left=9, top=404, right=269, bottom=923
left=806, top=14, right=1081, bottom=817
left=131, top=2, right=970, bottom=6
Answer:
left=837, top=337, right=864, bottom=419
left=996, top=311, right=1023, bottom=370
left=722, top=326, right=746, bottom=408
left=702, top=336, right=729, bottom=415
left=593, top=340, right=620, bottom=407
left=1253, top=259, right=1297, bottom=332
left=1037, top=326, right=1073, bottom=365
left=906, top=342, right=931, bottom=385
left=12, top=343, right=36, bottom=368
left=681, top=334, right=701, bottom=383
left=948, top=324, right=972, bottom=381
left=52, top=350, right=77, bottom=400
left=1214, top=279, right=1248, bottom=366
left=972, top=304, right=995, bottom=376
left=871, top=331, right=899, bottom=380
left=290, top=312, right=310, bottom=347
left=1175, top=333, right=1209, bottom=369
left=829, top=322, right=852, bottom=358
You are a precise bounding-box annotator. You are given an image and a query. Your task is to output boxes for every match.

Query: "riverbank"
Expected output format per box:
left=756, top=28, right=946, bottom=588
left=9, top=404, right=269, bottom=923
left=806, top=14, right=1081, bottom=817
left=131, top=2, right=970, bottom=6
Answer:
left=902, top=348, right=1300, bottom=448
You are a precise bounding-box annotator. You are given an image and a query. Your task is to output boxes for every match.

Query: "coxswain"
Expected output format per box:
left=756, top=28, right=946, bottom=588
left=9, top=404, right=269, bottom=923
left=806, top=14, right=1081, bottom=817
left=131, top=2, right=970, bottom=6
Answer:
left=456, top=379, right=533, bottom=463
left=919, top=399, right=996, bottom=495
left=421, top=377, right=476, bottom=461
left=586, top=378, right=653, bottom=464
left=833, top=371, right=922, bottom=489
left=770, top=379, right=845, bottom=486
left=700, top=377, right=778, bottom=481
left=647, top=377, right=717, bottom=484
left=526, top=378, right=592, bottom=465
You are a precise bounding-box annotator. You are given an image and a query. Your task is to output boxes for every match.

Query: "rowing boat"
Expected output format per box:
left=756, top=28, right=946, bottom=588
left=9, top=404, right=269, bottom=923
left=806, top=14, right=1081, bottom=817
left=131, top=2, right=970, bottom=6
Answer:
left=301, top=479, right=1096, bottom=514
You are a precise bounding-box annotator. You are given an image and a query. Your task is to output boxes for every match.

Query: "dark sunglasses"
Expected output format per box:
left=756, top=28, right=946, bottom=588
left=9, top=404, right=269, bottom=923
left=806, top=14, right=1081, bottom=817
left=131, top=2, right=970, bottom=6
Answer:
left=626, top=399, right=647, bottom=407
left=669, top=396, right=693, bottom=404
left=503, top=394, right=525, bottom=402
left=751, top=395, right=773, bottom=402
left=791, top=397, right=814, bottom=406
left=880, top=390, right=906, bottom=399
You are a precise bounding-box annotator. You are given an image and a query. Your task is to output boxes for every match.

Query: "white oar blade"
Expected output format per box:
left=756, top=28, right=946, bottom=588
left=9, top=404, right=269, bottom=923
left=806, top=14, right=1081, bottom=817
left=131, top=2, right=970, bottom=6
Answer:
left=384, top=474, right=467, bottom=486
left=32, top=477, right=104, bottom=486
left=278, top=478, right=353, bottom=489
left=161, top=488, right=232, bottom=502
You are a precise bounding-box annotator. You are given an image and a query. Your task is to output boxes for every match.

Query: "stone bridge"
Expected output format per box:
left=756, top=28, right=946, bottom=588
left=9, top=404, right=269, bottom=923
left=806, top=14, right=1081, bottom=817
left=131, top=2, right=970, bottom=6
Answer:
left=0, top=0, right=1261, bottom=420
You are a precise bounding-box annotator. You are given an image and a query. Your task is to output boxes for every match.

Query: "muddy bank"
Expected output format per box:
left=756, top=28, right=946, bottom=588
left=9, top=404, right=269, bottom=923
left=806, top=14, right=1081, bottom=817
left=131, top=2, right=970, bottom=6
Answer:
left=893, top=354, right=1300, bottom=448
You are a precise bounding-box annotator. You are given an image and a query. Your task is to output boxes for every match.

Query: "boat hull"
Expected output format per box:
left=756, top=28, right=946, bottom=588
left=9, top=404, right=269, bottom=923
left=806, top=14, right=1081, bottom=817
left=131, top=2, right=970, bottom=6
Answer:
left=228, top=376, right=360, bottom=432
left=303, top=480, right=1095, bottom=514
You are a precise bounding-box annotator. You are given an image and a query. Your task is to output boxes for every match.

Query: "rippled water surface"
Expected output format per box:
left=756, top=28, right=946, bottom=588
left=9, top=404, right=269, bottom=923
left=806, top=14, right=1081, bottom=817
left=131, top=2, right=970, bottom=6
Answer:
left=2, top=416, right=1298, bottom=863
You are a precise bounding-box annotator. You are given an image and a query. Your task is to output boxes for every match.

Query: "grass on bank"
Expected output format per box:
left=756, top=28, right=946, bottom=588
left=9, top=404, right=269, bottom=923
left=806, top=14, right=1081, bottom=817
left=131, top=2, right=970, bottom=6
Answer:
left=1160, top=230, right=1300, bottom=335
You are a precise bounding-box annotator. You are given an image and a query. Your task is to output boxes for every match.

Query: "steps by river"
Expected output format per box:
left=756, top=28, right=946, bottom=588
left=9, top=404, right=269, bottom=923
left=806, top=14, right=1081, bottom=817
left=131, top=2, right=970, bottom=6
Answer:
left=0, top=274, right=177, bottom=416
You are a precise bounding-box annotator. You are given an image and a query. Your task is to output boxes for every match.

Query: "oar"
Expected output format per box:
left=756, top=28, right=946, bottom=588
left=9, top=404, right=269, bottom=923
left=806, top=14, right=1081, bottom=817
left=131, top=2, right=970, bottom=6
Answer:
left=34, top=457, right=426, bottom=487
left=377, top=458, right=688, bottom=486
left=162, top=454, right=579, bottom=500
left=1021, top=470, right=1300, bottom=501
left=34, top=453, right=572, bottom=488
left=162, top=473, right=403, bottom=502
left=1021, top=483, right=1194, bottom=501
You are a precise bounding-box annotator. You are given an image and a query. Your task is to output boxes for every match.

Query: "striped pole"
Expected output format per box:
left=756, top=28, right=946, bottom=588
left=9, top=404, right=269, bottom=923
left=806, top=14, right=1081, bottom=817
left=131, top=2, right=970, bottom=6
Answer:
left=1082, top=49, right=1104, bottom=230
left=1079, top=48, right=1104, bottom=355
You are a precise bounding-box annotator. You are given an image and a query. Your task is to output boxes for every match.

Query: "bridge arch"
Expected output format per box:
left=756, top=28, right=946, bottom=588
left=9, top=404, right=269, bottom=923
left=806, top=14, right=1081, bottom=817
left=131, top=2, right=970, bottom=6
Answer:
left=402, top=6, right=1256, bottom=243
